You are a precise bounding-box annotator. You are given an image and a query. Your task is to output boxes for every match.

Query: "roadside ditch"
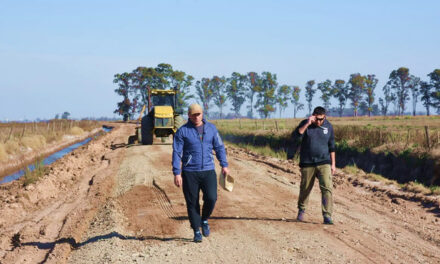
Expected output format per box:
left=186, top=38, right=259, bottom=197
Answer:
left=219, top=131, right=440, bottom=187
left=0, top=125, right=114, bottom=185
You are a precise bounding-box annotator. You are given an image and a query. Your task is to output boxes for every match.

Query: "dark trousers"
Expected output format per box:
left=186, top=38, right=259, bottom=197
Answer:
left=182, top=170, right=217, bottom=231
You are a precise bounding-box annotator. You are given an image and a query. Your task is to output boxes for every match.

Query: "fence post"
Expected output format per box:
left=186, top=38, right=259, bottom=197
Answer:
left=379, top=129, right=382, bottom=144
left=425, top=126, right=430, bottom=149
left=239, top=118, right=242, bottom=129
left=275, top=120, right=279, bottom=131
left=255, top=120, right=257, bottom=129
left=263, top=120, right=265, bottom=130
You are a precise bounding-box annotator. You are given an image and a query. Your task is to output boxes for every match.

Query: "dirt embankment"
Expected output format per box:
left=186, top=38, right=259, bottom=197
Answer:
left=0, top=123, right=440, bottom=263
left=0, top=123, right=134, bottom=263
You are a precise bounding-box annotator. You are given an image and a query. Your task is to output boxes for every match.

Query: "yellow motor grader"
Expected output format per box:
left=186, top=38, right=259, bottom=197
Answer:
left=128, top=89, right=185, bottom=145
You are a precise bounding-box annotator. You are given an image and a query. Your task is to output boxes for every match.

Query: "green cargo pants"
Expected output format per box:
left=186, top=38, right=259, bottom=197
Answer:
left=298, top=164, right=333, bottom=217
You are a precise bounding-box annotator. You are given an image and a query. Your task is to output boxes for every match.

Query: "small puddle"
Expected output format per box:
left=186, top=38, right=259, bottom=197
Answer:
left=0, top=126, right=113, bottom=185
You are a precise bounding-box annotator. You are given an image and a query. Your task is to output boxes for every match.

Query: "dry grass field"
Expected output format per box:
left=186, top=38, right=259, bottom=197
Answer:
left=213, top=115, right=440, bottom=152
left=0, top=120, right=101, bottom=162
left=213, top=115, right=440, bottom=193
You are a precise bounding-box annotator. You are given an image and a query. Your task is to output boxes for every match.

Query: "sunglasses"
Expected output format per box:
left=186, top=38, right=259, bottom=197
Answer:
left=315, top=117, right=325, bottom=121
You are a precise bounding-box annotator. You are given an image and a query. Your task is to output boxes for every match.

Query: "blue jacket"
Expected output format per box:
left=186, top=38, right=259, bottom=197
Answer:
left=172, top=119, right=228, bottom=175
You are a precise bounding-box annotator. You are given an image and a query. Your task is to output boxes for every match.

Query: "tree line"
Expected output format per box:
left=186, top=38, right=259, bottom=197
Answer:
left=114, top=64, right=440, bottom=120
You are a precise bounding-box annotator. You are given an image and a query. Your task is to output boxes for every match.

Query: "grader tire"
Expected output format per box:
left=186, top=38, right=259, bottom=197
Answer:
left=141, top=116, right=154, bottom=145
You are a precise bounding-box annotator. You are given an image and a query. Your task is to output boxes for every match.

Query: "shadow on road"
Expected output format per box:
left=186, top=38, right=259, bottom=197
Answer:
left=110, top=143, right=128, bottom=150
left=171, top=215, right=321, bottom=224
left=20, top=231, right=192, bottom=251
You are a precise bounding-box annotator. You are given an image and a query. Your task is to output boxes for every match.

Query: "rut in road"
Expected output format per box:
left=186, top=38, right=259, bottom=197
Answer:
left=67, top=140, right=440, bottom=264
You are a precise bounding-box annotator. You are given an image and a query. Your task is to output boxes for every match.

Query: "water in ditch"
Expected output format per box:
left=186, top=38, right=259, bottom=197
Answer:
left=0, top=126, right=113, bottom=185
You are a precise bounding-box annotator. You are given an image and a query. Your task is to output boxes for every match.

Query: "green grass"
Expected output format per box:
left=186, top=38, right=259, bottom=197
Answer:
left=430, top=186, right=440, bottom=195
left=215, top=116, right=440, bottom=192
left=213, top=116, right=440, bottom=151
left=23, top=159, right=47, bottom=186
left=365, top=172, right=397, bottom=185
left=342, top=165, right=360, bottom=175
left=226, top=141, right=288, bottom=160
left=401, top=181, right=431, bottom=195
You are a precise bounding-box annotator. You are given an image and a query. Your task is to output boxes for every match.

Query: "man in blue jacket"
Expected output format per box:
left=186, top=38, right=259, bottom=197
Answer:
left=172, top=103, right=229, bottom=242
left=288, top=106, right=336, bottom=225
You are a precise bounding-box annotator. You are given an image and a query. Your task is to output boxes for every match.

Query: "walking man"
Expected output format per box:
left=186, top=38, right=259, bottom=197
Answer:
left=172, top=103, right=229, bottom=242
left=287, top=106, right=336, bottom=224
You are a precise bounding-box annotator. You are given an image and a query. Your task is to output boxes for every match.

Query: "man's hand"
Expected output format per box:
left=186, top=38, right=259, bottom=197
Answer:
left=299, top=115, right=315, bottom=134
left=331, top=164, right=336, bottom=175
left=174, top=174, right=182, bottom=187
left=307, top=115, right=316, bottom=125
left=222, top=167, right=229, bottom=176
left=330, top=152, right=336, bottom=175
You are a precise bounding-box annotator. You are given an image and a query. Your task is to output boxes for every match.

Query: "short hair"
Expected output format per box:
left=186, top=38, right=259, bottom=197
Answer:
left=312, top=106, right=326, bottom=115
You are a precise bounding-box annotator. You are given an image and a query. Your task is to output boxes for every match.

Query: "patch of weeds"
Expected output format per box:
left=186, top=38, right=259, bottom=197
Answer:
left=401, top=181, right=430, bottom=195
left=429, top=185, right=440, bottom=195
left=23, top=159, right=47, bottom=186
left=225, top=141, right=287, bottom=160
left=365, top=173, right=396, bottom=185
left=343, top=165, right=359, bottom=175
left=399, top=148, right=412, bottom=160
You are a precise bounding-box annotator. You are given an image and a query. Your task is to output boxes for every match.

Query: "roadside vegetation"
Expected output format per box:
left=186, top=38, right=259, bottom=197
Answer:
left=0, top=120, right=101, bottom=162
left=22, top=159, right=47, bottom=186
left=215, top=116, right=440, bottom=195
left=214, top=115, right=440, bottom=153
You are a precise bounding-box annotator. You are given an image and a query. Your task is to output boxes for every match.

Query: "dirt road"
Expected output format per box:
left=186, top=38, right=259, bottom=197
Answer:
left=1, top=124, right=439, bottom=263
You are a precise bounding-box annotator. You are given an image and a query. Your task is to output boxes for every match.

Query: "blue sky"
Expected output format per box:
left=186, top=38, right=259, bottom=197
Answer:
left=1, top=0, right=439, bottom=120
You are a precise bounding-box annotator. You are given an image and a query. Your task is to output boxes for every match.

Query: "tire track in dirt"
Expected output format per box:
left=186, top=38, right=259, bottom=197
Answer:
left=64, top=131, right=440, bottom=263
left=67, top=143, right=188, bottom=264
left=0, top=124, right=130, bottom=264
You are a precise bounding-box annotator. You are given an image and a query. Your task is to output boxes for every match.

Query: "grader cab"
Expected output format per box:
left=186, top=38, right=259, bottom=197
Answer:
left=128, top=89, right=185, bottom=145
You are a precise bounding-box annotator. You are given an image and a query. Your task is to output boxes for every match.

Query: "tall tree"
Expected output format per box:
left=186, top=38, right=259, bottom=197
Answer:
left=419, top=81, right=432, bottom=116
left=379, top=83, right=394, bottom=116
left=210, top=76, right=227, bottom=119
left=305, top=80, right=316, bottom=115
left=428, top=69, right=440, bottom=113
left=130, top=67, right=148, bottom=107
left=332, top=79, right=347, bottom=117
left=246, top=72, right=262, bottom=118
left=364, top=74, right=378, bottom=117
left=170, top=70, right=194, bottom=113
left=113, top=63, right=194, bottom=118
left=61, top=111, right=71, bottom=119
left=256, top=72, right=278, bottom=118
left=291, top=86, right=304, bottom=118
left=195, top=78, right=213, bottom=118
left=347, top=73, right=365, bottom=117
left=227, top=72, right=247, bottom=118
left=155, top=63, right=174, bottom=89
left=317, top=79, right=333, bottom=111
left=113, top=72, right=134, bottom=121
left=388, top=67, right=411, bottom=115
left=276, top=85, right=292, bottom=118
left=408, top=76, right=420, bottom=116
